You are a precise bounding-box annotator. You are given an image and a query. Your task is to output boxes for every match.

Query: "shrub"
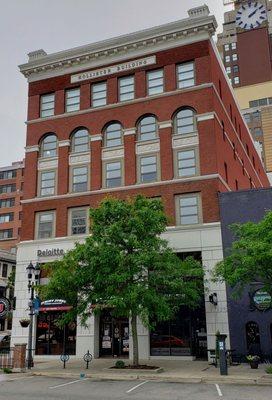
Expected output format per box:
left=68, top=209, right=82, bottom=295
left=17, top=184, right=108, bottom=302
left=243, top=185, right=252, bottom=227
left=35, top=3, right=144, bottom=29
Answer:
left=265, top=365, right=272, bottom=374
left=115, top=360, right=125, bottom=369
left=3, top=368, right=12, bottom=374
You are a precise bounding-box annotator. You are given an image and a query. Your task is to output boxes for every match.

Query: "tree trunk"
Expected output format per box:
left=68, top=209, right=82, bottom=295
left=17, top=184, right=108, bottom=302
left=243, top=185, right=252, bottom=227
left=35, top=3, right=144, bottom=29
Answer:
left=131, top=313, right=139, bottom=366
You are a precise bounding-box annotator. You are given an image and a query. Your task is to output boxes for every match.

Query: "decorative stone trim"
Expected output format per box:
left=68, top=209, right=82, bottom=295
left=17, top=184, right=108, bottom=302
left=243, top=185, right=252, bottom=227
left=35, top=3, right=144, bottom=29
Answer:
left=25, top=145, right=39, bottom=153
left=38, top=158, right=58, bottom=170
left=90, top=135, right=102, bottom=142
left=197, top=112, right=215, bottom=122
left=102, top=148, right=124, bottom=160
left=69, top=153, right=91, bottom=165
left=59, top=140, right=71, bottom=147
left=172, top=134, right=199, bottom=149
left=136, top=140, right=160, bottom=155
left=158, top=121, right=172, bottom=129
left=123, top=128, right=136, bottom=136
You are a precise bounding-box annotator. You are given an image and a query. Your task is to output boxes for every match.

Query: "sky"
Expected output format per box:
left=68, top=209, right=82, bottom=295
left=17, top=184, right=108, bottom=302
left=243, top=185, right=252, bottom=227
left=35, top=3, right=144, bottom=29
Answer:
left=0, top=0, right=232, bottom=167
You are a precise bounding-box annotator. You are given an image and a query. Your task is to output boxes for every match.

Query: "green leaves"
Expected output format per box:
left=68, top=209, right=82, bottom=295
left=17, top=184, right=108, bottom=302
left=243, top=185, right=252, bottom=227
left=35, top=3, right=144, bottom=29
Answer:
left=214, top=211, right=272, bottom=296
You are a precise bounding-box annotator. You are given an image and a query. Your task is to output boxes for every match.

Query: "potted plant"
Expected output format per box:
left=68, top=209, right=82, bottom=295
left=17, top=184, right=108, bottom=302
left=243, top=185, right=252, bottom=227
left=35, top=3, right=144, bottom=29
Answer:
left=19, top=318, right=30, bottom=328
left=247, top=355, right=260, bottom=369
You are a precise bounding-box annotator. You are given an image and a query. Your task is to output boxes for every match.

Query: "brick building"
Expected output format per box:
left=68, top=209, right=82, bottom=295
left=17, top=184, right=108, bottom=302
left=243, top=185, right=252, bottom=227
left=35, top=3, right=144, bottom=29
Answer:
left=0, top=249, right=16, bottom=333
left=12, top=5, right=269, bottom=360
left=0, top=161, right=24, bottom=252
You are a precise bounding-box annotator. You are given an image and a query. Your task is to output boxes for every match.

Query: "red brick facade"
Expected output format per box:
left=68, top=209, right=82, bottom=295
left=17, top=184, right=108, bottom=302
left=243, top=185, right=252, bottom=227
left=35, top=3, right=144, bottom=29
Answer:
left=21, top=38, right=269, bottom=242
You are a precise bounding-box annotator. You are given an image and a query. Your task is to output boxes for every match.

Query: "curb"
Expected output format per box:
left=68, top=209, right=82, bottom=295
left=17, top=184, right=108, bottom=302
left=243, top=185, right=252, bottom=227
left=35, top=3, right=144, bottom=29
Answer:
left=30, top=371, right=272, bottom=386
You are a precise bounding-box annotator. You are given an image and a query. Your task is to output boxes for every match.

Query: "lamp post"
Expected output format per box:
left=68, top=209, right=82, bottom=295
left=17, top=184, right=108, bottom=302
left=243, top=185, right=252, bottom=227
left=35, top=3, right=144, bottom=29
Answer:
left=26, top=262, right=41, bottom=369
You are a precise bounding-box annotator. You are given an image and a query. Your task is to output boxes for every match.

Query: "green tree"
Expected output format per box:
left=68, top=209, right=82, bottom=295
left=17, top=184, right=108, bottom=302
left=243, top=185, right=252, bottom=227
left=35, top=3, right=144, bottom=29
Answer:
left=214, top=211, right=272, bottom=296
left=41, top=196, right=204, bottom=365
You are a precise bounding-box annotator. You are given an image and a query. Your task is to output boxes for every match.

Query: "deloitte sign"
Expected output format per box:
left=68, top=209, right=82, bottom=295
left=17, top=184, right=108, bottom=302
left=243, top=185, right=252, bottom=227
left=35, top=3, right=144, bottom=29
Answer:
left=37, top=248, right=65, bottom=257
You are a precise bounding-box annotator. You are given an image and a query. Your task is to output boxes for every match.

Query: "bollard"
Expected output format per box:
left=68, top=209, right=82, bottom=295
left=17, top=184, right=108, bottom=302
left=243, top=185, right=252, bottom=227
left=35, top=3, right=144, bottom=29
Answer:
left=83, top=350, right=93, bottom=369
left=218, top=334, right=228, bottom=376
left=60, top=354, right=70, bottom=369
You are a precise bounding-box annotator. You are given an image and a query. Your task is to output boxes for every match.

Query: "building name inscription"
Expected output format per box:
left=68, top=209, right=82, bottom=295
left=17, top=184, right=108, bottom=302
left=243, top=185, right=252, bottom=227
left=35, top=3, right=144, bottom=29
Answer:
left=37, top=248, right=65, bottom=257
left=71, top=55, right=156, bottom=83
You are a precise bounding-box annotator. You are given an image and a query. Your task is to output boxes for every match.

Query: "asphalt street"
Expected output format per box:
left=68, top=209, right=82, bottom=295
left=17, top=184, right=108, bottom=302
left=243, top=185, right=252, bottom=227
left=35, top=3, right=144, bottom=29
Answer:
left=0, top=376, right=271, bottom=400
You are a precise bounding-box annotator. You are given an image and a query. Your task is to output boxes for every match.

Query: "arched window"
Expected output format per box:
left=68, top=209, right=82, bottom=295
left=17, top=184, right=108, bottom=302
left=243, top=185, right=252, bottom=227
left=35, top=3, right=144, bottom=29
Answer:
left=246, top=321, right=261, bottom=353
left=104, top=123, right=122, bottom=148
left=40, top=134, right=57, bottom=158
left=71, top=128, right=89, bottom=153
left=174, top=108, right=196, bottom=135
left=138, top=115, right=157, bottom=141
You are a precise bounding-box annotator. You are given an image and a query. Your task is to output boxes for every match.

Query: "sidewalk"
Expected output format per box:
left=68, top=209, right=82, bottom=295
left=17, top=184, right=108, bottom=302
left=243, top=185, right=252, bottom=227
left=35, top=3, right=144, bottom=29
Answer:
left=30, top=358, right=272, bottom=386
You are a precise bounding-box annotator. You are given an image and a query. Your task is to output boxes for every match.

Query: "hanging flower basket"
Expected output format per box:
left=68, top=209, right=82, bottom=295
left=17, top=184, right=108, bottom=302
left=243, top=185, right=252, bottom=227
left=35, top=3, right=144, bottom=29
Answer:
left=19, top=318, right=30, bottom=328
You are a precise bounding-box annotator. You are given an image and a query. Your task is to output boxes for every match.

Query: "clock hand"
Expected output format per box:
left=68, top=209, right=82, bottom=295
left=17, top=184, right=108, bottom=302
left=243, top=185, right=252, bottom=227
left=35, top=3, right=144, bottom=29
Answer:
left=248, top=9, right=257, bottom=18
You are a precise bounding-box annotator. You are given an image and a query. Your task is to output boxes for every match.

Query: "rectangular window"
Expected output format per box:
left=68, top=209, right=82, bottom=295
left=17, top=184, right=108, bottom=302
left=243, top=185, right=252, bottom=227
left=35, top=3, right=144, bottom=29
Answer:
left=233, top=65, right=239, bottom=73
left=2, top=264, right=8, bottom=278
left=226, top=67, right=231, bottom=74
left=244, top=113, right=251, bottom=124
left=225, top=55, right=230, bottom=63
left=40, top=170, right=56, bottom=196
left=140, top=155, right=158, bottom=183
left=231, top=42, right=237, bottom=50
left=40, top=93, right=55, bottom=118
left=72, top=166, right=88, bottom=192
left=232, top=53, right=238, bottom=61
left=177, top=149, right=197, bottom=177
left=177, top=194, right=200, bottom=225
left=224, top=44, right=230, bottom=51
left=37, top=211, right=55, bottom=239
left=70, top=208, right=88, bottom=235
left=147, top=69, right=164, bottom=95
left=0, top=184, right=16, bottom=194
left=0, top=213, right=14, bottom=223
left=92, top=82, right=107, bottom=107
left=0, top=229, right=13, bottom=239
left=0, top=198, right=15, bottom=208
left=234, top=76, right=240, bottom=84
left=119, top=76, right=134, bottom=101
left=0, top=170, right=16, bottom=180
left=177, top=62, right=195, bottom=89
left=105, top=161, right=122, bottom=188
left=65, top=88, right=80, bottom=112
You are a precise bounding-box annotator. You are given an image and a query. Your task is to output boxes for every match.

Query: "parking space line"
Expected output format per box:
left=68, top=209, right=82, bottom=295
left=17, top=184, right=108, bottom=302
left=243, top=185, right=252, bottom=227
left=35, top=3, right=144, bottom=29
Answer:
left=126, top=380, right=149, bottom=393
left=49, top=378, right=89, bottom=389
left=215, top=384, right=223, bottom=397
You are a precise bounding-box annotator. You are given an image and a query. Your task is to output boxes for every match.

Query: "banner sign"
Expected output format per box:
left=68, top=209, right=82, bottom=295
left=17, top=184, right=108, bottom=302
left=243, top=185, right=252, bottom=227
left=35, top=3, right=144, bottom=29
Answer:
left=71, top=55, right=156, bottom=83
left=253, top=289, right=272, bottom=311
left=0, top=297, right=10, bottom=319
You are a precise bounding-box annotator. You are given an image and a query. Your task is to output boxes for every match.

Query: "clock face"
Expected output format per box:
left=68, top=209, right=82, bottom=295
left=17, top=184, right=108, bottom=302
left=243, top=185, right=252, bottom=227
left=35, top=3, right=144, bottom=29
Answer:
left=236, top=2, right=267, bottom=30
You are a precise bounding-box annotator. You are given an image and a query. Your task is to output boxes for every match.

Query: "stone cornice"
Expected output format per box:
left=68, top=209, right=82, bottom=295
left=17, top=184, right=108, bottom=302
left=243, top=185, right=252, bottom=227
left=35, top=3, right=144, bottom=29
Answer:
left=19, top=9, right=217, bottom=82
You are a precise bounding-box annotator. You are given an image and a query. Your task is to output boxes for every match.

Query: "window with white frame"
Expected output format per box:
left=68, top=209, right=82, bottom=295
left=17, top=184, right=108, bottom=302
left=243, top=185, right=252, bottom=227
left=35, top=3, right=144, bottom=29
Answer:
left=225, top=55, right=230, bottom=63
left=40, top=170, right=56, bottom=196
left=147, top=69, right=164, bottom=95
left=66, top=88, right=80, bottom=112
left=40, top=93, right=55, bottom=118
left=70, top=208, right=88, bottom=235
left=177, top=62, right=195, bottom=89
left=92, top=82, right=107, bottom=107
left=233, top=76, right=240, bottom=85
left=224, top=44, right=230, bottom=51
left=232, top=53, right=238, bottom=61
left=40, top=134, right=57, bottom=158
left=72, top=166, right=88, bottom=192
left=231, top=42, right=237, bottom=50
left=119, top=76, right=134, bottom=101
left=138, top=116, right=157, bottom=141
left=140, top=155, right=158, bottom=183
left=174, top=109, right=196, bottom=135
left=71, top=128, right=89, bottom=153
left=177, top=194, right=200, bottom=225
left=105, top=161, right=122, bottom=188
left=226, top=67, right=231, bottom=74
left=36, top=211, right=55, bottom=239
left=0, top=229, right=13, bottom=239
left=0, top=213, right=14, bottom=223
left=104, top=123, right=122, bottom=147
left=177, top=149, right=197, bottom=177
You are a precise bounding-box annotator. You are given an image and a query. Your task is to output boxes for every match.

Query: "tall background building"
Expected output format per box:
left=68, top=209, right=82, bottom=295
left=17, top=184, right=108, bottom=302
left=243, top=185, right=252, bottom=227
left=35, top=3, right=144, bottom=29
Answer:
left=217, top=0, right=272, bottom=181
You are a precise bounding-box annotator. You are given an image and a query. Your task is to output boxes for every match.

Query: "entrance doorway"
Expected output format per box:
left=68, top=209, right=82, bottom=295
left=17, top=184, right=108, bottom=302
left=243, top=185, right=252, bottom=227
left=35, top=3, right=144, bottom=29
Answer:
left=100, top=310, right=129, bottom=357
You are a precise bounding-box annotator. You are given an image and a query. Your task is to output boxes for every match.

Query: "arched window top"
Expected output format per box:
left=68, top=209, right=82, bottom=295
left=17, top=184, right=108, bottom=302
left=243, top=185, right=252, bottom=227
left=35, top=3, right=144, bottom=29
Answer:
left=174, top=108, right=197, bottom=135
left=138, top=115, right=158, bottom=141
left=40, top=134, right=57, bottom=158
left=71, top=128, right=89, bottom=153
left=104, top=122, right=123, bottom=148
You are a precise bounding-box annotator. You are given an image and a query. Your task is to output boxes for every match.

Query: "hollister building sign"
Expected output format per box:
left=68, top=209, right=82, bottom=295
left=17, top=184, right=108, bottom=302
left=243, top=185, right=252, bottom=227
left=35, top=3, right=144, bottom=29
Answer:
left=37, top=248, right=65, bottom=257
left=71, top=55, right=156, bottom=83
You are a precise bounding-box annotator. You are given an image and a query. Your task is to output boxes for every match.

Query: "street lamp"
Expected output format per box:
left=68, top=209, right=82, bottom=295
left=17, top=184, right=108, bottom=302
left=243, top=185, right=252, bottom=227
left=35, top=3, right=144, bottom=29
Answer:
left=26, top=262, right=41, bottom=369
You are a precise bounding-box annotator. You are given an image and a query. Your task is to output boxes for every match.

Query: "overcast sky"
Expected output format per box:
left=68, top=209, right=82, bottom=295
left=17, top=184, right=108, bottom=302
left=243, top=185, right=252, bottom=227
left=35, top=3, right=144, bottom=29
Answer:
left=0, top=0, right=232, bottom=167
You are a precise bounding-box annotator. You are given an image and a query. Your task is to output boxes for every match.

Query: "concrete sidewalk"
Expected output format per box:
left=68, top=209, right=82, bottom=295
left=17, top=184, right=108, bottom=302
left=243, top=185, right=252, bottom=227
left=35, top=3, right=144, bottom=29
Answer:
left=29, top=358, right=272, bottom=386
